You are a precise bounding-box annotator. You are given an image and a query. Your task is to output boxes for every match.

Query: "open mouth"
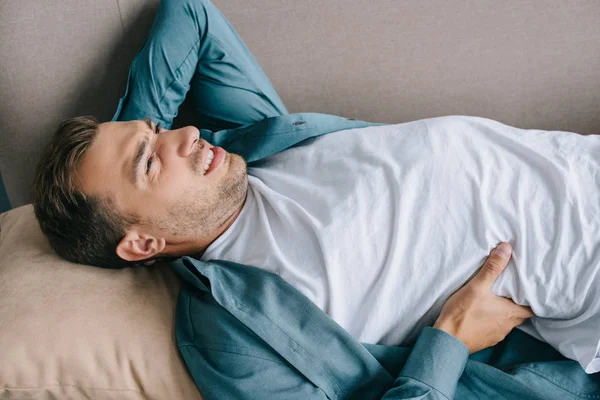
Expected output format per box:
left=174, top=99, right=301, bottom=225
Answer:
left=203, top=146, right=224, bottom=175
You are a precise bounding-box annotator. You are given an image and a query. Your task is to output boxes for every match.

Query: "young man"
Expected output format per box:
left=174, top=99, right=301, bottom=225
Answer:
left=32, top=0, right=599, bottom=398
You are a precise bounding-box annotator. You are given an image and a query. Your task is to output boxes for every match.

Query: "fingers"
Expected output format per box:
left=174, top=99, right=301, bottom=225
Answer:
left=472, top=242, right=512, bottom=289
left=515, top=305, right=534, bottom=319
left=497, top=296, right=534, bottom=318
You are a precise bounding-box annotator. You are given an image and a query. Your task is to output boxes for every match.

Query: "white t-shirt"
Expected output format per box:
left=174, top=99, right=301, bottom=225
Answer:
left=201, top=115, right=600, bottom=373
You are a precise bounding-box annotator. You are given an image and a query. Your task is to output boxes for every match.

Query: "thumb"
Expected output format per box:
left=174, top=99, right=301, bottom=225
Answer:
left=473, top=242, right=512, bottom=289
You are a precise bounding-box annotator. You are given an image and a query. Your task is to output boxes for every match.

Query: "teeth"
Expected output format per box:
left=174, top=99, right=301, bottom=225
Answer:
left=203, top=149, right=215, bottom=174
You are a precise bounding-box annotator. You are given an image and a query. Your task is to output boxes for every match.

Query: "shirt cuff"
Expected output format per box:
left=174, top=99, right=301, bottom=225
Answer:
left=399, top=327, right=469, bottom=399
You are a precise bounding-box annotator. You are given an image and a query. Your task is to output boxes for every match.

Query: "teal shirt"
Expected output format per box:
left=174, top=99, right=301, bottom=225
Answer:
left=168, top=113, right=600, bottom=400
left=108, top=0, right=599, bottom=396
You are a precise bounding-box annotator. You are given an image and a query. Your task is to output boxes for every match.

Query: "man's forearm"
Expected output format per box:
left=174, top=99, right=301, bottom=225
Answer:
left=381, top=327, right=468, bottom=400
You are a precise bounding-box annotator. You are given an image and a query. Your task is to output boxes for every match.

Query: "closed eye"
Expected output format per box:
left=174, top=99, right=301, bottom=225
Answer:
left=145, top=121, right=162, bottom=175
left=146, top=154, right=155, bottom=174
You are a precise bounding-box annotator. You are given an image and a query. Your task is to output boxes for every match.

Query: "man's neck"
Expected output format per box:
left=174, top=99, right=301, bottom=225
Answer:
left=192, top=189, right=248, bottom=259
left=217, top=190, right=247, bottom=237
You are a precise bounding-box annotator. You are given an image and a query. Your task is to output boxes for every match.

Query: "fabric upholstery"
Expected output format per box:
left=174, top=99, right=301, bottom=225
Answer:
left=1, top=1, right=600, bottom=398
left=0, top=205, right=202, bottom=400
left=1, top=0, right=600, bottom=207
left=0, top=173, right=10, bottom=213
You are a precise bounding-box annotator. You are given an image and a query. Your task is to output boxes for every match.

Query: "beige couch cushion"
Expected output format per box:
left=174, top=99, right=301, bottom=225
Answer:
left=0, top=205, right=202, bottom=400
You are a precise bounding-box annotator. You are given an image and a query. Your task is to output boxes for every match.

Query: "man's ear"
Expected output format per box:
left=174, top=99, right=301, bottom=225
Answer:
left=116, top=229, right=166, bottom=262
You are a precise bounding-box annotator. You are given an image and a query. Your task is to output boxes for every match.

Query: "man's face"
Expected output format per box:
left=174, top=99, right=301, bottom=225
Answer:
left=77, top=118, right=248, bottom=260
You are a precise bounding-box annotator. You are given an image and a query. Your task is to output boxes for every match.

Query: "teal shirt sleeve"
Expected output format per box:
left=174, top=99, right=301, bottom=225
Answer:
left=381, top=327, right=469, bottom=399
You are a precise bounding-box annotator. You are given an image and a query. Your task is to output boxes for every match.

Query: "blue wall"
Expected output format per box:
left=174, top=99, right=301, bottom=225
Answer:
left=0, top=172, right=12, bottom=213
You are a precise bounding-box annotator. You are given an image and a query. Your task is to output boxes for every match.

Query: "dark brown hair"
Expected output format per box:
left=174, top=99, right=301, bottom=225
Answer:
left=32, top=116, right=137, bottom=269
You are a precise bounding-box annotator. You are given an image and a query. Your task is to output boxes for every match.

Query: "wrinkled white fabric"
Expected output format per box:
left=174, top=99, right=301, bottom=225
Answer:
left=201, top=116, right=600, bottom=373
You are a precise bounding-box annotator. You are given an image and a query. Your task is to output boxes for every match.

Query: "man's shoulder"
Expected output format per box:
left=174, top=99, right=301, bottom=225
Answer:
left=175, top=281, right=286, bottom=362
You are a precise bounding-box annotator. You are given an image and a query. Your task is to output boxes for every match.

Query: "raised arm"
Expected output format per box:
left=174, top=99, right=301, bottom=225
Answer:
left=113, top=0, right=287, bottom=131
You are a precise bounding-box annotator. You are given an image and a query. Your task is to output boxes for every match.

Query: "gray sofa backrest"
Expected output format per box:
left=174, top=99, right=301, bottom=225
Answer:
left=1, top=0, right=600, bottom=208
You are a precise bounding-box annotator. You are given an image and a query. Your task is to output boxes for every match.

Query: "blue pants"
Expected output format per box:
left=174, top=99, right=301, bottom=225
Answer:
left=112, top=0, right=287, bottom=131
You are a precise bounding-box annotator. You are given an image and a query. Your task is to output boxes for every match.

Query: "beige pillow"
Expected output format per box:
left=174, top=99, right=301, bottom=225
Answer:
left=0, top=205, right=202, bottom=400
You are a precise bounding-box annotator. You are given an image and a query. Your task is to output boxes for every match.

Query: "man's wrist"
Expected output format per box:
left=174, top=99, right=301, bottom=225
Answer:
left=399, top=327, right=469, bottom=399
left=433, top=319, right=458, bottom=338
left=433, top=319, right=470, bottom=351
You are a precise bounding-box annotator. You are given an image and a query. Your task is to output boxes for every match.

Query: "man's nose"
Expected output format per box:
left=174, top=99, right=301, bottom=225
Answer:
left=175, top=126, right=200, bottom=158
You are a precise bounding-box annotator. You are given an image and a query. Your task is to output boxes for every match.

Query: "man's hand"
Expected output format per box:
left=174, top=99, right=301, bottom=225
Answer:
left=433, top=242, right=534, bottom=353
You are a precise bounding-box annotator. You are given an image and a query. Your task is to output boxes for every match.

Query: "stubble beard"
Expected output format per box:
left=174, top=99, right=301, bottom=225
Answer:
left=168, top=152, right=248, bottom=238
left=215, top=153, right=248, bottom=221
